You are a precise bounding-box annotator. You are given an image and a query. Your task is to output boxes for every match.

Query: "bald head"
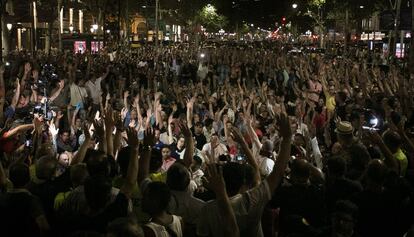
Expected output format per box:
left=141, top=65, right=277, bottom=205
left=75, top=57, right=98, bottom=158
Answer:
left=290, top=159, right=310, bottom=184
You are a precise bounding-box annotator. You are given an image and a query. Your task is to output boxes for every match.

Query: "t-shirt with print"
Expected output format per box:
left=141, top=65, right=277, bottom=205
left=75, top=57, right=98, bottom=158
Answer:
left=197, top=180, right=271, bottom=237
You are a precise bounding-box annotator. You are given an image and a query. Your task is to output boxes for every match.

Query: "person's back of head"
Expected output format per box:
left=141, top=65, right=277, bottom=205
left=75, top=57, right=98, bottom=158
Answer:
left=290, top=159, right=310, bottom=184
left=9, top=163, right=30, bottom=188
left=149, top=149, right=162, bottom=173
left=222, top=162, right=245, bottom=196
left=327, top=156, right=347, bottom=179
left=383, top=130, right=402, bottom=153
left=364, top=160, right=387, bottom=188
left=166, top=163, right=190, bottom=192
left=70, top=163, right=89, bottom=188
left=332, top=200, right=358, bottom=237
left=35, top=155, right=58, bottom=180
left=84, top=175, right=112, bottom=211
left=35, top=143, right=56, bottom=160
left=142, top=182, right=171, bottom=217
left=348, top=143, right=371, bottom=172
left=85, top=149, right=110, bottom=176
left=107, top=217, right=144, bottom=237
left=117, top=147, right=132, bottom=177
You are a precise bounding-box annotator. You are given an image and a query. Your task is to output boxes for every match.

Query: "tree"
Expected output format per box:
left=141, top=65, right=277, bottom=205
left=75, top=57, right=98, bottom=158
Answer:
left=304, top=0, right=326, bottom=47
left=196, top=4, right=228, bottom=33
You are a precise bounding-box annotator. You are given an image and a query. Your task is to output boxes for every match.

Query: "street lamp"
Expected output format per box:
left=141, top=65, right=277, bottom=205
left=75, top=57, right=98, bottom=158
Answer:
left=69, top=24, right=74, bottom=32
left=292, top=3, right=298, bottom=9
left=92, top=24, right=98, bottom=31
left=6, top=23, right=12, bottom=31
left=359, top=5, right=364, bottom=9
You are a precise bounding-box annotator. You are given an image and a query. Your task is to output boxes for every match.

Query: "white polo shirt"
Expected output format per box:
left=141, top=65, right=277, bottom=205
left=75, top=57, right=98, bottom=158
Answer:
left=85, top=76, right=103, bottom=105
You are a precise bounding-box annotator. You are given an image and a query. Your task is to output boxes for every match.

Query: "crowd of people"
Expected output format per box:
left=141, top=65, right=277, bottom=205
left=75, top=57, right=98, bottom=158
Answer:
left=0, top=42, right=413, bottom=237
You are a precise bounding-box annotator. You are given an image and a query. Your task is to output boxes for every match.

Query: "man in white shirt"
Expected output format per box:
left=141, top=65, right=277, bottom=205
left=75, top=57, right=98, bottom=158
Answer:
left=167, top=163, right=205, bottom=227
left=69, top=80, right=88, bottom=108
left=201, top=133, right=228, bottom=163
left=256, top=140, right=275, bottom=177
left=196, top=113, right=292, bottom=237
left=85, top=67, right=109, bottom=112
left=197, top=62, right=209, bottom=81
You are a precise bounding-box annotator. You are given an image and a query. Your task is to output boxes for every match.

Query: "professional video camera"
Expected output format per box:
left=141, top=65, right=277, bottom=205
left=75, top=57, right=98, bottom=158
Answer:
left=31, top=64, right=60, bottom=120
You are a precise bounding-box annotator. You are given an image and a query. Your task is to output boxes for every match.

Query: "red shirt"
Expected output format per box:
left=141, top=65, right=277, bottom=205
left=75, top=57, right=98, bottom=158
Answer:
left=0, top=132, right=20, bottom=154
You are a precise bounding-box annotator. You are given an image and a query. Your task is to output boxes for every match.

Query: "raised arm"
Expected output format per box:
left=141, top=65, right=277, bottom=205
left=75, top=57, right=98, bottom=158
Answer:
left=186, top=96, right=196, bottom=129
left=104, top=107, right=115, bottom=157
left=11, top=78, right=21, bottom=109
left=49, top=80, right=65, bottom=102
left=93, top=119, right=107, bottom=154
left=266, top=113, right=292, bottom=193
left=2, top=123, right=34, bottom=139
left=0, top=154, right=7, bottom=190
left=178, top=122, right=194, bottom=169
left=138, top=128, right=155, bottom=185
left=230, top=126, right=260, bottom=186
left=368, top=131, right=398, bottom=173
left=0, top=65, right=5, bottom=123
left=121, top=128, right=140, bottom=198
left=205, top=164, right=240, bottom=237
left=71, top=124, right=91, bottom=165
left=123, top=91, right=130, bottom=111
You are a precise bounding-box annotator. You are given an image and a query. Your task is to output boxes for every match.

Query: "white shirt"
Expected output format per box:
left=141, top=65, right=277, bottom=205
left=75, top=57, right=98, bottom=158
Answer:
left=197, top=180, right=272, bottom=237
left=168, top=190, right=205, bottom=225
left=257, top=155, right=275, bottom=177
left=201, top=143, right=228, bottom=163
left=197, top=64, right=209, bottom=80
left=85, top=77, right=103, bottom=105
left=146, top=215, right=183, bottom=237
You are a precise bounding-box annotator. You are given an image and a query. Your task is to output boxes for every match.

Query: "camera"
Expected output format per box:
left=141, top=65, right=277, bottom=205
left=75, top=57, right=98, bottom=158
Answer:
left=32, top=102, right=55, bottom=121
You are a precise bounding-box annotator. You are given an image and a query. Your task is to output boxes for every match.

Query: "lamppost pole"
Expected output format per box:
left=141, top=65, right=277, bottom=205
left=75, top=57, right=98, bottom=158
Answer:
left=155, top=0, right=159, bottom=47
left=0, top=0, right=6, bottom=61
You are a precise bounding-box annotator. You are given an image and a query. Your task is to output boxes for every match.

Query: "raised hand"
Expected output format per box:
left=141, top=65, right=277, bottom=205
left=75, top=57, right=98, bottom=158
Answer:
left=204, top=164, right=226, bottom=195
left=229, top=126, right=245, bottom=144
left=83, top=123, right=91, bottom=140
left=278, top=113, right=292, bottom=139
left=178, top=121, right=192, bottom=138
left=127, top=127, right=139, bottom=148
left=93, top=119, right=105, bottom=139
left=113, top=112, right=124, bottom=132
left=33, top=117, right=43, bottom=133
left=104, top=106, right=115, bottom=129
left=48, top=121, right=59, bottom=137
left=143, top=127, right=156, bottom=147
left=58, top=80, right=65, bottom=89
left=24, top=62, right=32, bottom=74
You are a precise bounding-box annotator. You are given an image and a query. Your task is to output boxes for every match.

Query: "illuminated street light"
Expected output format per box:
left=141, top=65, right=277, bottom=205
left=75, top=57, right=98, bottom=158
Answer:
left=205, top=4, right=216, bottom=14
left=92, top=24, right=98, bottom=30
left=359, top=5, right=364, bottom=8
left=292, top=3, right=298, bottom=9
left=250, top=23, right=254, bottom=27
left=69, top=24, right=74, bottom=32
left=6, top=23, right=12, bottom=31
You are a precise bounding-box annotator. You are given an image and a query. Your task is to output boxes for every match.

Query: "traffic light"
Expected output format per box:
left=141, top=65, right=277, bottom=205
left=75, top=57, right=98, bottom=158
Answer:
left=282, top=17, right=286, bottom=26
